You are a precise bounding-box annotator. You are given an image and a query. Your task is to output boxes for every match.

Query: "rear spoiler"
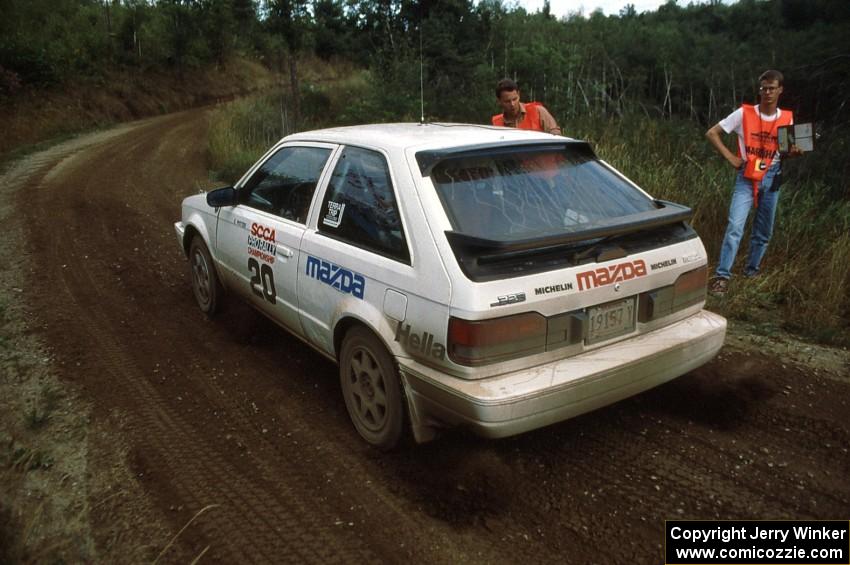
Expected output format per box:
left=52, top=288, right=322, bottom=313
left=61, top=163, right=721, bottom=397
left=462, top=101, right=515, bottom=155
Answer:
left=445, top=200, right=693, bottom=258
left=416, top=140, right=597, bottom=177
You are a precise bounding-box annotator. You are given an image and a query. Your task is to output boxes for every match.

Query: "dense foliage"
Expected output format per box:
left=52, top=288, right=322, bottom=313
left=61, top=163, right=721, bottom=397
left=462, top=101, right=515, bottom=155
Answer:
left=2, top=0, right=848, bottom=190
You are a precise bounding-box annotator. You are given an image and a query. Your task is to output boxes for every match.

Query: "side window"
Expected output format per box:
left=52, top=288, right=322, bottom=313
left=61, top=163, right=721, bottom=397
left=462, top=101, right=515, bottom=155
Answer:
left=240, top=146, right=331, bottom=223
left=318, top=147, right=410, bottom=263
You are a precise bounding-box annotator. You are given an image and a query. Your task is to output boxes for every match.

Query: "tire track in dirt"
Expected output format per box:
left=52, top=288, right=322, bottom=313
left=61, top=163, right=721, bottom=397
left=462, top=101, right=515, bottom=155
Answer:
left=397, top=355, right=849, bottom=564
left=50, top=262, right=373, bottom=563
left=645, top=365, right=850, bottom=516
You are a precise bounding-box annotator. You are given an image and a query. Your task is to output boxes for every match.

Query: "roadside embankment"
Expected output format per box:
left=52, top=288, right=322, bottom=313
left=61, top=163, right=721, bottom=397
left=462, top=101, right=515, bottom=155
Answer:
left=0, top=57, right=276, bottom=158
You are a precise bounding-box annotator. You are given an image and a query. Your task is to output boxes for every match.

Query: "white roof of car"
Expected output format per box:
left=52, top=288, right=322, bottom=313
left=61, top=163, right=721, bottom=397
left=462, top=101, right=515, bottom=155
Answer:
left=284, top=123, right=571, bottom=152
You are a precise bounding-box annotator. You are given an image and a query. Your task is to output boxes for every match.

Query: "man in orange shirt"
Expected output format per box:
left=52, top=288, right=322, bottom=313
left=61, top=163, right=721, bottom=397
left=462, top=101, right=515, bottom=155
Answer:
left=492, top=79, right=561, bottom=135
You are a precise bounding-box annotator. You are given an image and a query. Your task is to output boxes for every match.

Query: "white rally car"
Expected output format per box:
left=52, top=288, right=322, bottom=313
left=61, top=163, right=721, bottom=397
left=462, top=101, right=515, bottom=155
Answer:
left=175, top=123, right=726, bottom=449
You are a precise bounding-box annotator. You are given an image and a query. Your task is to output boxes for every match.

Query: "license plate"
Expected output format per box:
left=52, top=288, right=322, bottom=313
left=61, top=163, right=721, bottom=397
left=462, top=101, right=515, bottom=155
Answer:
left=586, top=298, right=636, bottom=344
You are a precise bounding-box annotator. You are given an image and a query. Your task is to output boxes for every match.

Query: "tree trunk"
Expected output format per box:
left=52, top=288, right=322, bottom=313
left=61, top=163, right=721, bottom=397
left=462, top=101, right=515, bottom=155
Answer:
left=708, top=86, right=716, bottom=124
left=289, top=52, right=300, bottom=132
left=730, top=67, right=736, bottom=109
left=577, top=80, right=591, bottom=113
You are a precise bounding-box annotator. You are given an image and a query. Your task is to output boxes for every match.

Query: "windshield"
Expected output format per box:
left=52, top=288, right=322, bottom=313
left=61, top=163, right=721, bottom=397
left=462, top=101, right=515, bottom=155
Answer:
left=430, top=148, right=658, bottom=241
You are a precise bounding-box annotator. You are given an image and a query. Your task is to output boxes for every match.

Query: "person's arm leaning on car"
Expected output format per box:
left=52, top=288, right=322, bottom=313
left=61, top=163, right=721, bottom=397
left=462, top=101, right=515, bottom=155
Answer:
left=537, top=106, right=562, bottom=135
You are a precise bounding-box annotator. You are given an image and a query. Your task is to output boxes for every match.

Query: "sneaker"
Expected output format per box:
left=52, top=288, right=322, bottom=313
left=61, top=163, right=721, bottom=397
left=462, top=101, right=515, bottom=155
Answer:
left=708, top=276, right=729, bottom=296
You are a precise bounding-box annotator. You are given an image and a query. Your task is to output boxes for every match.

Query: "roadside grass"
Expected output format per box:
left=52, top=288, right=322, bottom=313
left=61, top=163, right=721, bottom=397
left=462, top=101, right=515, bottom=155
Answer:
left=207, top=101, right=850, bottom=346
left=5, top=442, right=54, bottom=473
left=26, top=385, right=62, bottom=430
left=0, top=132, right=83, bottom=177
left=0, top=298, right=7, bottom=350
left=0, top=242, right=74, bottom=563
left=207, top=69, right=372, bottom=184
left=207, top=95, right=282, bottom=183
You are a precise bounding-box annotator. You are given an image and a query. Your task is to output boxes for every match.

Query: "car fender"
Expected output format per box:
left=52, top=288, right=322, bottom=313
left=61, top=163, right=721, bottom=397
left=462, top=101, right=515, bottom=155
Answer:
left=181, top=206, right=217, bottom=258
left=328, top=294, right=400, bottom=360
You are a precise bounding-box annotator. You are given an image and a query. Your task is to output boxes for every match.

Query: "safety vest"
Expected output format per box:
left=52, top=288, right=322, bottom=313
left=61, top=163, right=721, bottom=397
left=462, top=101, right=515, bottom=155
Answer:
left=492, top=102, right=562, bottom=177
left=740, top=104, right=793, bottom=206
left=492, top=102, right=543, bottom=131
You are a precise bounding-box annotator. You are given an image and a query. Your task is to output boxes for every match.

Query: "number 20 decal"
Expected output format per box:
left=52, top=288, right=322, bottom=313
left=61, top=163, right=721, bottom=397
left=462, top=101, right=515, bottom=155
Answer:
left=248, top=258, right=277, bottom=303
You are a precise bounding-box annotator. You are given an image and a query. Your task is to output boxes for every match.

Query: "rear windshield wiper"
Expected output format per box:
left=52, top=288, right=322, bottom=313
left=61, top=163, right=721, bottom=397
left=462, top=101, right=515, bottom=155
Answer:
left=572, top=233, right=630, bottom=263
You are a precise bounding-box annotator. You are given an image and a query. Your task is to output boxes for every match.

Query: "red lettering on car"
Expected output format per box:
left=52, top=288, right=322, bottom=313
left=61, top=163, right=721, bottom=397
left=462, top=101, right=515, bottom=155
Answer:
left=576, top=259, right=647, bottom=291
left=251, top=222, right=276, bottom=242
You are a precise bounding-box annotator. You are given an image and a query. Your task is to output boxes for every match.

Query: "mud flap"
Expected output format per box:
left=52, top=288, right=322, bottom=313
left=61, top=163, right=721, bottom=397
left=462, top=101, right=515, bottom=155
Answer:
left=399, top=371, right=439, bottom=444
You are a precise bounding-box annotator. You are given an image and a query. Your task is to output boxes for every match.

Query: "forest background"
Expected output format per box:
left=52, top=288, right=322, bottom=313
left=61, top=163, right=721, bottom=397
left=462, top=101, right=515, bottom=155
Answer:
left=1, top=0, right=848, bottom=344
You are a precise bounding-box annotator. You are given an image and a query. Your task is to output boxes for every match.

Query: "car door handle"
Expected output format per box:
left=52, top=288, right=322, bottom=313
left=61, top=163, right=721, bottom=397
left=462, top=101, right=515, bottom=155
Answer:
left=275, top=244, right=294, bottom=258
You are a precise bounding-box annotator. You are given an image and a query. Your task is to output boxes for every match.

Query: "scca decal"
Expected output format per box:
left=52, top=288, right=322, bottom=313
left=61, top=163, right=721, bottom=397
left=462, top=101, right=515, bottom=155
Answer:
left=248, top=222, right=277, bottom=264
left=576, top=259, right=647, bottom=291
left=305, top=256, right=365, bottom=299
left=251, top=223, right=276, bottom=242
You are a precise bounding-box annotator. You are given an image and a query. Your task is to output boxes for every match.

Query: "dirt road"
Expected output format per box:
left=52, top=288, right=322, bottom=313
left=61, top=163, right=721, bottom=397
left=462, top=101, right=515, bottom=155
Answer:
left=2, top=108, right=849, bottom=563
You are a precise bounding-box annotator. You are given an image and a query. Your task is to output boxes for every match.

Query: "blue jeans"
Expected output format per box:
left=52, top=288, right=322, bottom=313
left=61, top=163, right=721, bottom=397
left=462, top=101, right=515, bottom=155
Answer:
left=715, top=164, right=781, bottom=280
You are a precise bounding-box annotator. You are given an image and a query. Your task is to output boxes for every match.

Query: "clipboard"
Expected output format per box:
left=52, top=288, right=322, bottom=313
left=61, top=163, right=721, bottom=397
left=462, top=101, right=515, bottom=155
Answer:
left=778, top=123, right=814, bottom=152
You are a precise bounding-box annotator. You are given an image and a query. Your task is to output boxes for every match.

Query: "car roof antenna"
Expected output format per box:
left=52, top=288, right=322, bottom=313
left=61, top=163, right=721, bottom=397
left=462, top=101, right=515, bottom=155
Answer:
left=419, top=21, right=425, bottom=125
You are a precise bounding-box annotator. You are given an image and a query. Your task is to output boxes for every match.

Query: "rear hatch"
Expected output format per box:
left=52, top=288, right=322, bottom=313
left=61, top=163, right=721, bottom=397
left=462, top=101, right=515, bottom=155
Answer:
left=417, top=141, right=708, bottom=371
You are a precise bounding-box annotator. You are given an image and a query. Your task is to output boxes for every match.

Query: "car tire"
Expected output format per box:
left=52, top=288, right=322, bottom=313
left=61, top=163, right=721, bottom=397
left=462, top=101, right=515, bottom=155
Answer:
left=189, top=236, right=223, bottom=317
left=339, top=327, right=407, bottom=450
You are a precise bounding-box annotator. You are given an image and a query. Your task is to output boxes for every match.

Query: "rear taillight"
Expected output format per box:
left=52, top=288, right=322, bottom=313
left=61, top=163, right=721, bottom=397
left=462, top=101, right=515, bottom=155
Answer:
left=448, top=313, right=547, bottom=366
left=449, top=266, right=707, bottom=366
left=638, top=266, right=707, bottom=323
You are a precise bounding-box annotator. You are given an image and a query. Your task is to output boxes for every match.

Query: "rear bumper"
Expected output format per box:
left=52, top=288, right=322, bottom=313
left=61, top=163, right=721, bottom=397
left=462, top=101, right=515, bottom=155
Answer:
left=399, top=309, right=726, bottom=440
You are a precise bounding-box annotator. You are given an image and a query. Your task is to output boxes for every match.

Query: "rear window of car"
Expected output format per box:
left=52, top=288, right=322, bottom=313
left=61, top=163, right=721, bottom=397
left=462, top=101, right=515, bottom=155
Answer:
left=429, top=147, right=657, bottom=241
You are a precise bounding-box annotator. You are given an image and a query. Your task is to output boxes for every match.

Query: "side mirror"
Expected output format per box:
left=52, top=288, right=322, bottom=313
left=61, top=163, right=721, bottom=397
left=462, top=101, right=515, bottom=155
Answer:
left=206, top=186, right=237, bottom=208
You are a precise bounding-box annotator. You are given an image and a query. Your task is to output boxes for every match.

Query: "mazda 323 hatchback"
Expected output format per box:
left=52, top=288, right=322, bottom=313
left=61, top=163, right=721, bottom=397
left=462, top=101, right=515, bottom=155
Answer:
left=175, top=123, right=726, bottom=449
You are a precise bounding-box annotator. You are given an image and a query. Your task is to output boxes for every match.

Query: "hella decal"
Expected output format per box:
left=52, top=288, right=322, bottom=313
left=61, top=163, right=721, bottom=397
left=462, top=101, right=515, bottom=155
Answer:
left=305, top=256, right=365, bottom=299
left=577, top=259, right=647, bottom=291
left=650, top=258, right=677, bottom=271
left=490, top=292, right=526, bottom=307
left=394, top=322, right=446, bottom=360
left=534, top=282, right=573, bottom=296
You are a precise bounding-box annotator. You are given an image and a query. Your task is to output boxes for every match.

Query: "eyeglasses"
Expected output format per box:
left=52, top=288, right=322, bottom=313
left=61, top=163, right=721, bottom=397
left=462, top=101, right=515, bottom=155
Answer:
left=759, top=86, right=779, bottom=93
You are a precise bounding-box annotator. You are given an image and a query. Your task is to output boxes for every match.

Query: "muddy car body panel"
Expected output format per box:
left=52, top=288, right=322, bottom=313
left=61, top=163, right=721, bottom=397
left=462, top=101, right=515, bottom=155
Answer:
left=175, top=123, right=726, bottom=447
